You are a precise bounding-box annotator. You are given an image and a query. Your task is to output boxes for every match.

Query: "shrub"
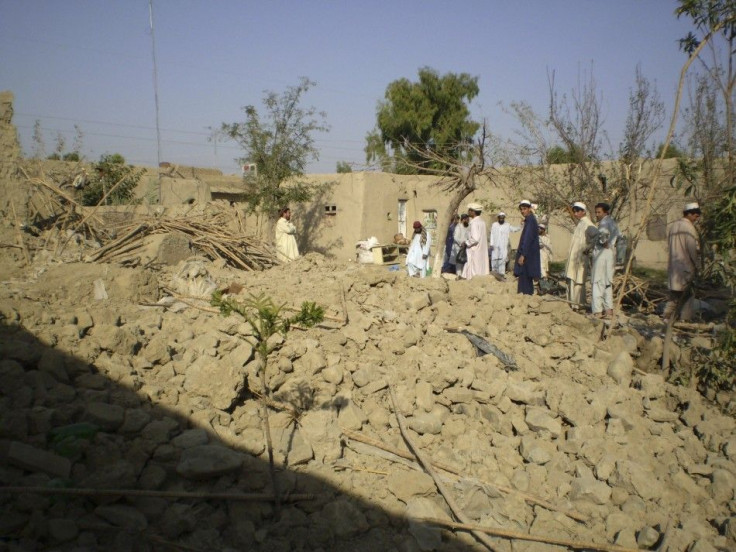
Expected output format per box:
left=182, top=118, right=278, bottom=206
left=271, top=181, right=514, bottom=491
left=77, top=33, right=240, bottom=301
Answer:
left=81, top=154, right=144, bottom=206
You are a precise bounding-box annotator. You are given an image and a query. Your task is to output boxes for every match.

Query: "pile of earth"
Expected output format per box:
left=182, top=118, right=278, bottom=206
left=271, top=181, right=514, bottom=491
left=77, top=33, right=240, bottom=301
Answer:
left=1, top=219, right=735, bottom=551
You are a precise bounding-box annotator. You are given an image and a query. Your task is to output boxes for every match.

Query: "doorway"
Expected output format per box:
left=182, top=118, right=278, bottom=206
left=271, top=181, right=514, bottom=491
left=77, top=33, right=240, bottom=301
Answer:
left=398, top=200, right=407, bottom=238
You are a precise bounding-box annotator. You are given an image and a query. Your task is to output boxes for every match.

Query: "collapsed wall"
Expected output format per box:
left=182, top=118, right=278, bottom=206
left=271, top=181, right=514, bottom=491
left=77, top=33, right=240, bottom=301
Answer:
left=0, top=91, right=21, bottom=181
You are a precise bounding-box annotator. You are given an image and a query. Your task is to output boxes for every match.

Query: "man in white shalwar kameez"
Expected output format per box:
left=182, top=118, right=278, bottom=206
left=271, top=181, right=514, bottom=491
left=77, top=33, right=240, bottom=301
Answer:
left=452, top=214, right=470, bottom=275
left=538, top=223, right=552, bottom=279
left=565, top=201, right=595, bottom=309
left=591, top=227, right=614, bottom=319
left=460, top=203, right=490, bottom=280
left=406, top=220, right=432, bottom=277
left=489, top=212, right=520, bottom=275
left=275, top=207, right=300, bottom=263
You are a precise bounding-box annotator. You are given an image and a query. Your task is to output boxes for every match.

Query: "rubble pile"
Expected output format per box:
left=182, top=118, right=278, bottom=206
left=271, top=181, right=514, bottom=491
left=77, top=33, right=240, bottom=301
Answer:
left=0, top=248, right=735, bottom=551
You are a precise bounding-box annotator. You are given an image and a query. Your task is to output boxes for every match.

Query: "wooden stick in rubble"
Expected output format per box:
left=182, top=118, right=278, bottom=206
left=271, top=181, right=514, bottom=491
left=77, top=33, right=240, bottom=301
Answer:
left=388, top=384, right=498, bottom=552
left=420, top=517, right=639, bottom=552
left=341, top=428, right=587, bottom=523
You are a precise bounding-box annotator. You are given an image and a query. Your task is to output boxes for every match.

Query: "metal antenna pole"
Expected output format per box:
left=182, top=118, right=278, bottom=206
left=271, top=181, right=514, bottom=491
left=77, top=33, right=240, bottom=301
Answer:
left=149, top=0, right=162, bottom=203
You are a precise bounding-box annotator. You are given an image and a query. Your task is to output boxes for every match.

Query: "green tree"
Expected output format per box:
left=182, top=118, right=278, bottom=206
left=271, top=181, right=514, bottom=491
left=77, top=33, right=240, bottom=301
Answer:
left=81, top=154, right=143, bottom=206
left=365, top=67, right=480, bottom=173
left=545, top=145, right=577, bottom=164
left=336, top=161, right=352, bottom=173
left=655, top=142, right=685, bottom=158
left=220, top=77, right=329, bottom=216
left=211, top=291, right=324, bottom=510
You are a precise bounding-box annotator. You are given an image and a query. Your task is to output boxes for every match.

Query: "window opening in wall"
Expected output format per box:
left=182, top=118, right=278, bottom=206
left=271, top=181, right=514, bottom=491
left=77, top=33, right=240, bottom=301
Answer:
left=423, top=209, right=438, bottom=249
left=646, top=213, right=667, bottom=241
left=324, top=204, right=337, bottom=216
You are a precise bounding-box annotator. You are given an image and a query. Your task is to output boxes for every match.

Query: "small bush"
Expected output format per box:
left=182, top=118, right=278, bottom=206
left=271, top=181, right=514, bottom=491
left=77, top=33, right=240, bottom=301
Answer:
left=81, top=154, right=144, bottom=206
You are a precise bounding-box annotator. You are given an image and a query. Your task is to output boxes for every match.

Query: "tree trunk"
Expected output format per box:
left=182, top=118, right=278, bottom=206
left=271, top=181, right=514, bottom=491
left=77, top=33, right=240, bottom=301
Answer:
left=431, top=184, right=474, bottom=277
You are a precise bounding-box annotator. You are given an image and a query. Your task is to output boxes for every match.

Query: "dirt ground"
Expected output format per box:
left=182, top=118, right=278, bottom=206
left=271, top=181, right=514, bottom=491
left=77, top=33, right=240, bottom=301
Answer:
left=1, top=178, right=735, bottom=552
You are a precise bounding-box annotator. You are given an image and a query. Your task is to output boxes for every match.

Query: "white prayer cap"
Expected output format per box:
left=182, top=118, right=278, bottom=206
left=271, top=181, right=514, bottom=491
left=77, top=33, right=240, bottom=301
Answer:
left=684, top=202, right=701, bottom=212
left=497, top=211, right=506, bottom=217
left=538, top=223, right=546, bottom=229
left=572, top=201, right=587, bottom=211
left=531, top=203, right=538, bottom=211
left=518, top=200, right=532, bottom=207
left=467, top=202, right=483, bottom=212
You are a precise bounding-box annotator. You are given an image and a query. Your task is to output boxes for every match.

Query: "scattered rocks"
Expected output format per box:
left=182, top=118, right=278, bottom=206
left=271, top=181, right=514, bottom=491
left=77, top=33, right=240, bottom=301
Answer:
left=0, top=253, right=733, bottom=552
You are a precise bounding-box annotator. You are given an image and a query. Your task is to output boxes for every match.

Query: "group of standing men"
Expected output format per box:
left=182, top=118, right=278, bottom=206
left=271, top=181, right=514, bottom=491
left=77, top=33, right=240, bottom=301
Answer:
left=564, top=199, right=704, bottom=322
left=437, top=202, right=489, bottom=280
left=437, top=201, right=544, bottom=295
left=564, top=201, right=620, bottom=319
left=280, top=199, right=703, bottom=323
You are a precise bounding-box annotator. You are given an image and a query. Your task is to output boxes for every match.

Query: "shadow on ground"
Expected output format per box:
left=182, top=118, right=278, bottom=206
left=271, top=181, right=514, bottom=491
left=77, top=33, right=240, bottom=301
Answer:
left=0, top=323, right=484, bottom=551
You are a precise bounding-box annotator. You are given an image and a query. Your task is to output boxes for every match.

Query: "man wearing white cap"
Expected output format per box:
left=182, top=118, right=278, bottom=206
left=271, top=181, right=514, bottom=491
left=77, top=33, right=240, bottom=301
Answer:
left=513, top=200, right=541, bottom=295
left=489, top=211, right=520, bottom=275
left=565, top=201, right=596, bottom=309
left=664, top=202, right=701, bottom=320
left=460, top=202, right=490, bottom=280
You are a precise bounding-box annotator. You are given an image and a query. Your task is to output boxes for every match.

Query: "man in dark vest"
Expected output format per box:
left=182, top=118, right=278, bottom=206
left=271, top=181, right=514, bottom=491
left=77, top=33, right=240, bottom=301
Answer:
left=513, top=199, right=541, bottom=295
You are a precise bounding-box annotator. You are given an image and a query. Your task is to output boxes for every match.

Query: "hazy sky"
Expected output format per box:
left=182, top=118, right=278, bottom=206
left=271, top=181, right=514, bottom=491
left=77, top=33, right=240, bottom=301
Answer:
left=1, top=1, right=694, bottom=175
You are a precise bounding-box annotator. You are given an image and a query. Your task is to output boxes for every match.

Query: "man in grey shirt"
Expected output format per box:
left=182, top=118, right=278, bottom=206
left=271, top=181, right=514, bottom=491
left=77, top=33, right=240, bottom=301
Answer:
left=594, top=202, right=620, bottom=252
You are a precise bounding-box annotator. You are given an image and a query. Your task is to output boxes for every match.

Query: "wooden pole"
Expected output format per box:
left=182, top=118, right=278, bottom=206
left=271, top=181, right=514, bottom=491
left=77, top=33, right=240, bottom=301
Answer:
left=419, top=517, right=640, bottom=552
left=341, top=428, right=587, bottom=523
left=0, top=486, right=315, bottom=502
left=389, top=384, right=498, bottom=551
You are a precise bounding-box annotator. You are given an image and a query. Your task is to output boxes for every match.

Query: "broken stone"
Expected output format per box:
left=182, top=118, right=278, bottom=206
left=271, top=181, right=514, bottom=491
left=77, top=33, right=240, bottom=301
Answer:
left=415, top=380, right=434, bottom=412
left=176, top=445, right=244, bottom=480
left=406, top=497, right=446, bottom=551
left=637, top=526, right=660, bottom=548
left=183, top=356, right=245, bottom=410
left=407, top=412, right=443, bottom=435
left=570, top=476, right=612, bottom=505
left=525, top=406, right=562, bottom=437
left=607, top=351, right=633, bottom=386
left=6, top=441, right=71, bottom=478
left=95, top=504, right=148, bottom=531
left=47, top=518, right=78, bottom=543
left=504, top=380, right=544, bottom=405
left=387, top=469, right=435, bottom=502
left=319, top=499, right=369, bottom=539
left=337, top=401, right=367, bottom=431
left=85, top=402, right=124, bottom=431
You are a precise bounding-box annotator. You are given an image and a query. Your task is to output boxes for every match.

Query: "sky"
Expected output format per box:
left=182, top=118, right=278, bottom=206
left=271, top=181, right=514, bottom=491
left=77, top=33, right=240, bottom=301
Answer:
left=1, top=1, right=695, bottom=175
